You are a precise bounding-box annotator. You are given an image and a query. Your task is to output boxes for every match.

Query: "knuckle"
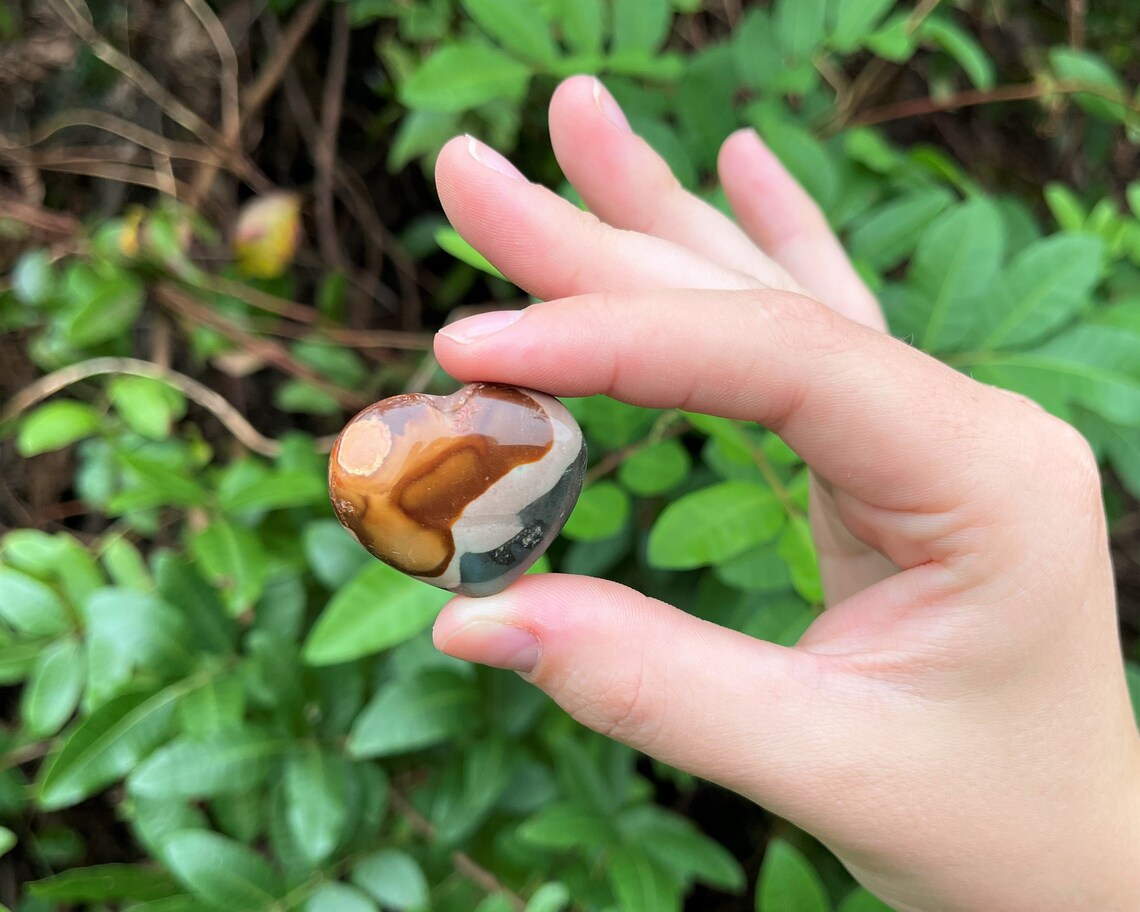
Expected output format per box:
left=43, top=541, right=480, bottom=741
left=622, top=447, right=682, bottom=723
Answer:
left=562, top=659, right=663, bottom=749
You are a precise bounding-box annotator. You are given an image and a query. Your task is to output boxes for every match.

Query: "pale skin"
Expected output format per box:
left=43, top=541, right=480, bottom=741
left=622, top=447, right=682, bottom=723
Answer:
left=429, top=76, right=1140, bottom=911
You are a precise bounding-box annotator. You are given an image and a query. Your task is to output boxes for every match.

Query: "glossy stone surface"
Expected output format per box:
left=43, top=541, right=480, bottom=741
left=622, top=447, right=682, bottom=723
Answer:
left=329, top=383, right=586, bottom=597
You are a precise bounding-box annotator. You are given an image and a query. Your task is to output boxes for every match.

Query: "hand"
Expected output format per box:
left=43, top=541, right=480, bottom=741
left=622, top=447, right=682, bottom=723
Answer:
left=429, top=76, right=1140, bottom=912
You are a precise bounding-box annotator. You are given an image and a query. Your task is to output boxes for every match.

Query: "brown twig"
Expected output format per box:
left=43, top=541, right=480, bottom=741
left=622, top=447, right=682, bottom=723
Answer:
left=389, top=788, right=526, bottom=911
left=45, top=0, right=224, bottom=146
left=1, top=356, right=304, bottom=458
left=315, top=3, right=349, bottom=270
left=1068, top=0, right=1086, bottom=49
left=181, top=0, right=241, bottom=140
left=849, top=78, right=1138, bottom=127
left=187, top=0, right=327, bottom=207
left=155, top=283, right=368, bottom=410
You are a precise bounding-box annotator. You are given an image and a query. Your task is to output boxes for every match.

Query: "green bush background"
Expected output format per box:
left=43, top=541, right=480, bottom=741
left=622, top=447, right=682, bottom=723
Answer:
left=2, top=0, right=1140, bottom=910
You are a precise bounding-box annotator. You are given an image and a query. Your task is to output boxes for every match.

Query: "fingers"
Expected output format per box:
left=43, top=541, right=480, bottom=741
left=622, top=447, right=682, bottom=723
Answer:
left=718, top=130, right=886, bottom=330
left=432, top=574, right=831, bottom=804
left=435, top=289, right=1028, bottom=565
left=547, top=76, right=794, bottom=289
left=434, top=136, right=758, bottom=300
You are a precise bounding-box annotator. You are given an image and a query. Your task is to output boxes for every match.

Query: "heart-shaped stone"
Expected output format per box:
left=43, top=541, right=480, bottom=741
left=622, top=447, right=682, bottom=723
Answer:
left=328, top=383, right=586, bottom=597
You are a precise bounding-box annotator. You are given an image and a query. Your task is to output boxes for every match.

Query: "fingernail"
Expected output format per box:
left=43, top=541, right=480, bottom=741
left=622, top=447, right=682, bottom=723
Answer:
left=592, top=78, right=631, bottom=132
left=466, top=135, right=527, bottom=181
left=438, top=308, right=522, bottom=343
left=437, top=620, right=541, bottom=673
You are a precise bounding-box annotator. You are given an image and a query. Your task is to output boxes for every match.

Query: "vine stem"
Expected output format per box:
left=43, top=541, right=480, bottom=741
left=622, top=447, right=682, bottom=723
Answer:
left=1, top=356, right=337, bottom=458
left=850, top=78, right=1137, bottom=127
left=388, top=788, right=527, bottom=911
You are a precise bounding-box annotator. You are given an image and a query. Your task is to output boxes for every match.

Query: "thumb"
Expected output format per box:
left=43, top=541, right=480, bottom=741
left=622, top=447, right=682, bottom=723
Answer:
left=433, top=574, right=833, bottom=804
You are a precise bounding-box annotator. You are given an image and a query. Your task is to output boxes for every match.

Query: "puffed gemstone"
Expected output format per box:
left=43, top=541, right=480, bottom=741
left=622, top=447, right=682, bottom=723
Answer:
left=328, top=383, right=587, bottom=597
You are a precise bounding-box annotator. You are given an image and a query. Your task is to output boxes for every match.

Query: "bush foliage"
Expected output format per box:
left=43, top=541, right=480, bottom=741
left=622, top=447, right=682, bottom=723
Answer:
left=1, top=1, right=1140, bottom=910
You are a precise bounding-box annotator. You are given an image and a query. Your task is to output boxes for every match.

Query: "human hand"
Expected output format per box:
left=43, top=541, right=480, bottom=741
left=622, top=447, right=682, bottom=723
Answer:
left=429, top=76, right=1140, bottom=912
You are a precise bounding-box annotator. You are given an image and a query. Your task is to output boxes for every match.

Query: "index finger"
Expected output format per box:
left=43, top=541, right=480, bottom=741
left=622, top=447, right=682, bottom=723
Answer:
left=435, top=290, right=1039, bottom=566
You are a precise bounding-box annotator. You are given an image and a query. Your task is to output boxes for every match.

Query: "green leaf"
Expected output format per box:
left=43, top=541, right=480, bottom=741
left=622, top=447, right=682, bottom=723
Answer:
left=351, top=850, right=429, bottom=910
left=525, top=883, right=572, bottom=912
left=618, top=805, right=745, bottom=892
left=963, top=324, right=1140, bottom=424
left=27, top=865, right=178, bottom=902
left=435, top=227, right=507, bottom=279
left=607, top=843, right=682, bottom=912
left=974, top=234, right=1103, bottom=350
left=837, top=887, right=897, bottom=912
left=99, top=534, right=153, bottom=591
left=348, top=669, right=476, bottom=758
left=562, top=481, right=630, bottom=541
left=920, top=16, right=994, bottom=90
left=38, top=684, right=186, bottom=809
left=557, top=0, right=603, bottom=54
left=460, top=0, right=557, bottom=65
left=715, top=542, right=794, bottom=593
left=648, top=481, right=785, bottom=570
left=774, top=0, right=827, bottom=60
left=618, top=438, right=691, bottom=496
left=864, top=12, right=916, bottom=63
left=21, top=638, right=85, bottom=737
left=778, top=517, right=823, bottom=604
left=188, top=519, right=268, bottom=614
left=732, top=10, right=783, bottom=90
left=108, top=376, right=185, bottom=440
left=400, top=42, right=531, bottom=112
left=1126, top=661, right=1140, bottom=726
left=284, top=745, right=349, bottom=865
left=0, top=638, right=48, bottom=684
left=303, top=519, right=371, bottom=590
left=177, top=676, right=244, bottom=736
left=303, top=561, right=450, bottom=666
left=848, top=186, right=955, bottom=272
left=162, top=830, right=282, bottom=912
left=12, top=249, right=54, bottom=305
left=909, top=198, right=1005, bottom=352
left=114, top=450, right=210, bottom=508
left=1044, top=183, right=1086, bottom=233
left=611, top=0, right=671, bottom=54
left=63, top=265, right=144, bottom=347
left=0, top=827, right=13, bottom=859
left=218, top=471, right=328, bottom=513
left=517, top=801, right=616, bottom=849
left=306, top=882, right=379, bottom=912
left=17, top=401, right=102, bottom=456
left=84, top=588, right=191, bottom=704
left=756, top=840, right=829, bottom=912
left=129, top=729, right=286, bottom=798
left=828, top=0, right=895, bottom=52
left=1049, top=47, right=1130, bottom=123
left=0, top=567, right=71, bottom=636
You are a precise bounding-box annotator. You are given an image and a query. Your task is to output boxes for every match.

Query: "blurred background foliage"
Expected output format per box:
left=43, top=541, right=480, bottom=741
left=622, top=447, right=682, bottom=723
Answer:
left=1, top=0, right=1140, bottom=910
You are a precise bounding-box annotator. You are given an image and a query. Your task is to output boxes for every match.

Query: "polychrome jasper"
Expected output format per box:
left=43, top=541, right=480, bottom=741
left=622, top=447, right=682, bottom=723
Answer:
left=328, top=383, right=586, bottom=597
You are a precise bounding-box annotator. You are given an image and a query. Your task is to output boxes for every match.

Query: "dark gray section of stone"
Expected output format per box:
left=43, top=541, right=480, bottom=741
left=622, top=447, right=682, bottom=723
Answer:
left=456, top=441, right=587, bottom=597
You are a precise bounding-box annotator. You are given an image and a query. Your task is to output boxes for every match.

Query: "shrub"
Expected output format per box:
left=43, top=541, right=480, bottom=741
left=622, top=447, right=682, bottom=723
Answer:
left=1, top=1, right=1139, bottom=910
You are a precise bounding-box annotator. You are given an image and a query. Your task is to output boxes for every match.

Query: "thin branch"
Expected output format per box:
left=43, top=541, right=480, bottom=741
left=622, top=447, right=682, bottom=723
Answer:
left=187, top=0, right=327, bottom=206
left=389, top=789, right=526, bottom=912
left=45, top=0, right=224, bottom=147
left=1, top=157, right=192, bottom=197
left=155, top=283, right=368, bottom=410
left=1068, top=0, right=1086, bottom=49
left=849, top=78, right=1138, bottom=128
left=1, top=356, right=316, bottom=458
left=315, top=3, right=349, bottom=269
left=181, top=0, right=241, bottom=139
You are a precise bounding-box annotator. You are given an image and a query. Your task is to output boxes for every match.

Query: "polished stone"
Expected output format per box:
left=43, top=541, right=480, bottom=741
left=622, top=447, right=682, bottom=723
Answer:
left=329, top=383, right=586, bottom=597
